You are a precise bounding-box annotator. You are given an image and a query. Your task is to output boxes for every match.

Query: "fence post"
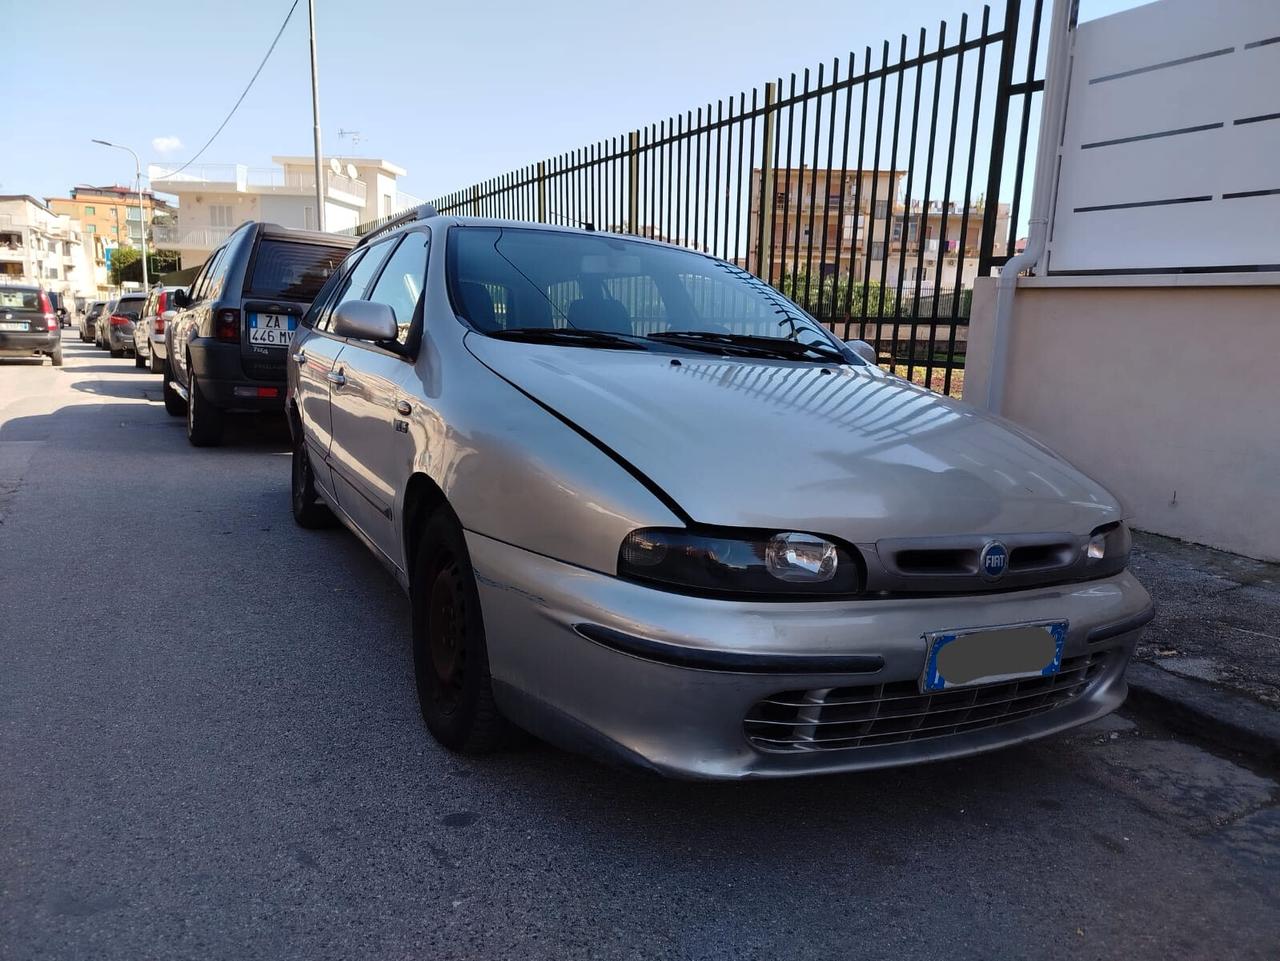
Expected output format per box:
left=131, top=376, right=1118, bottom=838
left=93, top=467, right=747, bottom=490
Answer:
left=536, top=161, right=547, bottom=224
left=755, top=81, right=778, bottom=280
left=627, top=131, right=640, bottom=236
left=978, top=0, right=1022, bottom=276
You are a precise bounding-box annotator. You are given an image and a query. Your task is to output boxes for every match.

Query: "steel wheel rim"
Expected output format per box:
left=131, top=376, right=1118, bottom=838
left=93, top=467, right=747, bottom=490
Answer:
left=427, top=558, right=466, bottom=714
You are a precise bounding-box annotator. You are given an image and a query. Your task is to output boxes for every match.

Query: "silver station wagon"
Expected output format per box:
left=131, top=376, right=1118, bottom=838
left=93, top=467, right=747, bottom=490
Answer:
left=287, top=206, right=1153, bottom=780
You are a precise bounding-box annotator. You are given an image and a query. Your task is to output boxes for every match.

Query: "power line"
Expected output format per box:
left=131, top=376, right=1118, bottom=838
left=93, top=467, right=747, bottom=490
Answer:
left=152, top=0, right=301, bottom=181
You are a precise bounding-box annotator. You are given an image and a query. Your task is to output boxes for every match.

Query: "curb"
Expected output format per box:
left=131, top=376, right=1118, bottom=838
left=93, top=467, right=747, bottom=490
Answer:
left=1125, top=662, right=1280, bottom=771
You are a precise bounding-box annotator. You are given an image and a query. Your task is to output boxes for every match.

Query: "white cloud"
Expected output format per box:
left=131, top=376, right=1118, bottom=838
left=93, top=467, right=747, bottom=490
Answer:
left=151, top=135, right=183, bottom=154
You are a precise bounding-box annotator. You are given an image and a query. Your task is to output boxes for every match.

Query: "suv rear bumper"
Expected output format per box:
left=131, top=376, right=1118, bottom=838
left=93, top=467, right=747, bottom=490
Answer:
left=188, top=339, right=285, bottom=412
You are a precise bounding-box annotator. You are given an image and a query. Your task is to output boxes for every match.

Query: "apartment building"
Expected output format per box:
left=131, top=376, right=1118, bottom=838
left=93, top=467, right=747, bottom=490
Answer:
left=747, top=167, right=1010, bottom=306
left=0, top=195, right=99, bottom=300
left=148, top=156, right=421, bottom=267
left=46, top=185, right=176, bottom=269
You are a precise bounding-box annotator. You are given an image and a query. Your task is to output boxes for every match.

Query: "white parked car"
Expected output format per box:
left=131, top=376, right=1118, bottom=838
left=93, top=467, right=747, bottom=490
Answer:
left=134, top=285, right=184, bottom=372
left=286, top=207, right=1154, bottom=780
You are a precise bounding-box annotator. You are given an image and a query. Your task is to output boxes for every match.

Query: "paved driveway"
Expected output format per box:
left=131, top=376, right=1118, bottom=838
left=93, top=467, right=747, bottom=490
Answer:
left=2, top=342, right=1277, bottom=960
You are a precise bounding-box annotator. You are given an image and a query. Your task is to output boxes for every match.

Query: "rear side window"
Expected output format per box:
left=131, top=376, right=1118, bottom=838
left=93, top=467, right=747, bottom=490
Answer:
left=245, top=239, right=348, bottom=301
left=317, top=240, right=394, bottom=333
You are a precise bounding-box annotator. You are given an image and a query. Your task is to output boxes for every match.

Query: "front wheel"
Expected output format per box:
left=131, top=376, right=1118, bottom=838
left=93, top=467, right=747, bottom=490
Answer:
left=412, top=511, right=515, bottom=754
left=149, top=352, right=164, bottom=374
left=291, top=435, right=334, bottom=529
left=186, top=369, right=223, bottom=447
left=134, top=351, right=145, bottom=369
left=109, top=347, right=123, bottom=359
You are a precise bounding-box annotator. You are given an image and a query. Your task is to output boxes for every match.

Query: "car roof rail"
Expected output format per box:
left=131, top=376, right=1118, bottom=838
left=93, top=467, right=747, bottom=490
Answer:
left=355, top=203, right=438, bottom=247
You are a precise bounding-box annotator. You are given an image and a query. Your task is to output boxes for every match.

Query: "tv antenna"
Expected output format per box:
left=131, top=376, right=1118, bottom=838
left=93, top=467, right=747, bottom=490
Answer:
left=337, top=128, right=363, bottom=147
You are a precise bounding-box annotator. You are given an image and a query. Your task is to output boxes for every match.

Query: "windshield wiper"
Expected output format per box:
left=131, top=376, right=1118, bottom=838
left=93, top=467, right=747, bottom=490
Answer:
left=646, top=330, right=848, bottom=363
left=486, top=327, right=649, bottom=350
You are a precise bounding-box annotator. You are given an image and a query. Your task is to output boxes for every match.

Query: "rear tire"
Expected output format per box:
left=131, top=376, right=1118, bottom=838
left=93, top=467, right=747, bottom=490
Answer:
left=186, top=369, right=223, bottom=447
left=134, top=351, right=145, bottom=368
left=412, top=511, right=515, bottom=754
left=50, top=347, right=63, bottom=367
left=110, top=347, right=123, bottom=359
left=290, top=434, right=334, bottom=529
left=149, top=352, right=164, bottom=374
left=162, top=357, right=186, bottom=417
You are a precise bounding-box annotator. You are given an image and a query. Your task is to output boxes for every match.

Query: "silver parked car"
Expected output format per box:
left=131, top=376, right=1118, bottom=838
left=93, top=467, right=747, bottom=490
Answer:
left=133, top=285, right=184, bottom=372
left=287, top=208, right=1153, bottom=780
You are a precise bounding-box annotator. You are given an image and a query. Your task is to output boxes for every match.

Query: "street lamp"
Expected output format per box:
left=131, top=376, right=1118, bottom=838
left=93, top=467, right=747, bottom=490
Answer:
left=91, top=139, right=149, bottom=291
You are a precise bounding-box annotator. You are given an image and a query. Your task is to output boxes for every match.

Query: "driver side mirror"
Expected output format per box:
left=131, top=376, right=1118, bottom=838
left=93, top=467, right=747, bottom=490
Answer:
left=333, top=300, right=397, bottom=342
left=845, top=339, right=878, bottom=365
left=171, top=289, right=190, bottom=308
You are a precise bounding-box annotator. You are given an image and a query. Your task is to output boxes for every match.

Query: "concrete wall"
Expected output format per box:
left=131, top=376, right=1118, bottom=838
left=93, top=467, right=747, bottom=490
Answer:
left=964, top=276, right=1280, bottom=562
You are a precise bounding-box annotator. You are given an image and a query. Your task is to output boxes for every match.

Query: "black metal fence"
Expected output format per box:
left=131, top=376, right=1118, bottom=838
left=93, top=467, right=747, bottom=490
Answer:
left=405, top=0, right=1045, bottom=396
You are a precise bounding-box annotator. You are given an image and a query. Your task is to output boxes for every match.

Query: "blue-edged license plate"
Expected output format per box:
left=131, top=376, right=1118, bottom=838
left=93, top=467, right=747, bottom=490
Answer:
left=921, top=621, right=1068, bottom=692
left=248, top=312, right=296, bottom=347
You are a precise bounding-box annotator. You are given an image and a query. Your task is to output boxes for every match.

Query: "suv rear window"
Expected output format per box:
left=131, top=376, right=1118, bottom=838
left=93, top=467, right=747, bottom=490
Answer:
left=245, top=239, right=348, bottom=301
left=0, top=289, right=41, bottom=311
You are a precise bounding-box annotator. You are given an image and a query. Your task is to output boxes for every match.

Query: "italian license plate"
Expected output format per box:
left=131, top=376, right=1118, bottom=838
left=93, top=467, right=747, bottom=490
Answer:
left=921, top=621, right=1068, bottom=692
left=248, top=312, right=296, bottom=347
left=0, top=321, right=26, bottom=331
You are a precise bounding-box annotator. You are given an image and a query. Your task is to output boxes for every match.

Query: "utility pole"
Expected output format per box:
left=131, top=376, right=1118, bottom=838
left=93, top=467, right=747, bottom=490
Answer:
left=308, top=0, right=325, bottom=231
left=92, top=139, right=148, bottom=289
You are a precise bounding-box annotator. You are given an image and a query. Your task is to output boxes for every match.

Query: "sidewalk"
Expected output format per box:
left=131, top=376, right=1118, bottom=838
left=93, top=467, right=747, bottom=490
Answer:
left=1125, top=531, right=1280, bottom=767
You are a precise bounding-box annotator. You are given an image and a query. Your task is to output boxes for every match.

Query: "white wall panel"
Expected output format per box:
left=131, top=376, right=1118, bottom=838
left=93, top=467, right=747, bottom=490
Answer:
left=1047, top=0, right=1280, bottom=273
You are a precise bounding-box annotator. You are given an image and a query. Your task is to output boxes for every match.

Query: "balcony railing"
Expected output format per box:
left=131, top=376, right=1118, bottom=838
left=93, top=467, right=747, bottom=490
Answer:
left=151, top=225, right=236, bottom=249
left=149, top=164, right=367, bottom=203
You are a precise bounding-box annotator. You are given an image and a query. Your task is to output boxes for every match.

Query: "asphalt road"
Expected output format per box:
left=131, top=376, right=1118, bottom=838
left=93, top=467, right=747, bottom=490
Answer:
left=2, top=340, right=1278, bottom=961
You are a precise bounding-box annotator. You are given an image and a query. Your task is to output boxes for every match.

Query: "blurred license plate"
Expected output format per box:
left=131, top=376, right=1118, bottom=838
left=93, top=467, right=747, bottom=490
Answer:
left=921, top=621, right=1067, bottom=692
left=0, top=321, right=26, bottom=331
left=248, top=313, right=295, bottom=347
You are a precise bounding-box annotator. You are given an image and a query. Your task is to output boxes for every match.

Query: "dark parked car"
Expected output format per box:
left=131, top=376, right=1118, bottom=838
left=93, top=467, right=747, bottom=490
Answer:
left=79, top=300, right=106, bottom=343
left=0, top=285, right=62, bottom=366
left=163, top=221, right=354, bottom=446
left=98, top=293, right=146, bottom=358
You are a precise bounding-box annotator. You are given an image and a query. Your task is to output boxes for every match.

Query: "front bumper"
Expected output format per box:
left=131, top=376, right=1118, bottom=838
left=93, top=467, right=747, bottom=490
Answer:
left=0, top=331, right=59, bottom=356
left=467, top=531, right=1154, bottom=780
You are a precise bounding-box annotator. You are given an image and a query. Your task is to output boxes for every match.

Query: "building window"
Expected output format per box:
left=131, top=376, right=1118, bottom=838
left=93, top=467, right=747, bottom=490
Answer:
left=303, top=206, right=315, bottom=230
left=873, top=200, right=889, bottom=219
left=870, top=241, right=886, bottom=261
left=210, top=204, right=233, bottom=227
left=84, top=205, right=95, bottom=215
left=382, top=193, right=393, bottom=217
left=775, top=191, right=787, bottom=206
left=86, top=224, right=96, bottom=233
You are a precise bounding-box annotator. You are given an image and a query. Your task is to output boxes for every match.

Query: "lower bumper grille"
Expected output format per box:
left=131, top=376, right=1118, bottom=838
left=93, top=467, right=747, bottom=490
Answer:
left=745, top=651, right=1111, bottom=753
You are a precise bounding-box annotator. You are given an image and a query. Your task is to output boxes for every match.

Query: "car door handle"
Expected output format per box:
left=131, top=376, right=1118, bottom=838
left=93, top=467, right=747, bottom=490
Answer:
left=395, top=400, right=412, bottom=416
left=292, top=350, right=306, bottom=364
left=326, top=369, right=346, bottom=387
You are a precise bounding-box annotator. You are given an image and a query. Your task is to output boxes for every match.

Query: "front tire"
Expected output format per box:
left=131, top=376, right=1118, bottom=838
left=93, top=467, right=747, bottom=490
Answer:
left=110, top=347, right=123, bottom=359
left=149, top=352, right=164, bottom=374
left=186, top=369, right=223, bottom=447
left=291, top=435, right=334, bottom=528
left=134, top=351, right=145, bottom=369
left=412, top=511, right=514, bottom=754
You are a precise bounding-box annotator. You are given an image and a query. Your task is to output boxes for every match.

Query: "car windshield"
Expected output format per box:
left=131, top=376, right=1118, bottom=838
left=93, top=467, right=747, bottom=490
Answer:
left=447, top=226, right=849, bottom=360
left=246, top=239, right=349, bottom=301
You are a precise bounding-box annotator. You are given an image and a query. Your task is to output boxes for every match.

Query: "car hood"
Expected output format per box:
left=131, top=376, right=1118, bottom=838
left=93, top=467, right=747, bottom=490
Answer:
left=465, top=338, right=1121, bottom=543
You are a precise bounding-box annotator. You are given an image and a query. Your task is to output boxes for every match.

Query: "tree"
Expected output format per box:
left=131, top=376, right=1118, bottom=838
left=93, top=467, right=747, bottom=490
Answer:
left=109, top=247, right=182, bottom=286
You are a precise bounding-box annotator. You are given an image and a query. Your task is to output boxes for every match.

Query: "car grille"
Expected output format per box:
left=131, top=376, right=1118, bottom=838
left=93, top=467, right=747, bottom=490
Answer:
left=744, top=651, right=1111, bottom=753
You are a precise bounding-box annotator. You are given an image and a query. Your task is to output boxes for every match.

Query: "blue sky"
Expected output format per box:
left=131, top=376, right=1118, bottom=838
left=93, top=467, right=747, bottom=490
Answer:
left=2, top=0, right=1140, bottom=205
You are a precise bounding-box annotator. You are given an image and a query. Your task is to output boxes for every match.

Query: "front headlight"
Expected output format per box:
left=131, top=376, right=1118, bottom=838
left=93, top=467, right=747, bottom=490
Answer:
left=1084, top=521, right=1131, bottom=577
left=618, top=528, right=863, bottom=598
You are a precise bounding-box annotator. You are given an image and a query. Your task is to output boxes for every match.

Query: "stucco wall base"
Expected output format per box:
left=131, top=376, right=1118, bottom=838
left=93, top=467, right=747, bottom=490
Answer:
left=964, top=277, right=1280, bottom=563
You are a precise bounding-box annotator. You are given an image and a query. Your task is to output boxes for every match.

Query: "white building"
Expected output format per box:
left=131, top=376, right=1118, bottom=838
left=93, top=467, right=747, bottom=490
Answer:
left=0, top=195, right=99, bottom=301
left=148, top=156, right=421, bottom=267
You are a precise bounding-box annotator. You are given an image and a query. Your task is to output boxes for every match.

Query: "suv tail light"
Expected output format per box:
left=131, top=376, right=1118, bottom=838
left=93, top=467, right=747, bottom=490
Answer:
left=39, top=291, right=56, bottom=330
left=215, top=308, right=241, bottom=343
left=155, top=292, right=167, bottom=333
left=109, top=313, right=131, bottom=327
